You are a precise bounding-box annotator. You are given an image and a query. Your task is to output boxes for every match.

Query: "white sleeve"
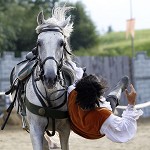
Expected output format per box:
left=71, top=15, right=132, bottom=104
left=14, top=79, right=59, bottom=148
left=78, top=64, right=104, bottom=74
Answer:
left=67, top=61, right=84, bottom=95
left=68, top=61, right=84, bottom=81
left=100, top=105, right=143, bottom=143
left=67, top=85, right=75, bottom=95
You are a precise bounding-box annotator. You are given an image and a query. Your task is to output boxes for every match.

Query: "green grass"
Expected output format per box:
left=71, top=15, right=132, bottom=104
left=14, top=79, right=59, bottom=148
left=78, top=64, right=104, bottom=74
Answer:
left=74, top=29, right=150, bottom=57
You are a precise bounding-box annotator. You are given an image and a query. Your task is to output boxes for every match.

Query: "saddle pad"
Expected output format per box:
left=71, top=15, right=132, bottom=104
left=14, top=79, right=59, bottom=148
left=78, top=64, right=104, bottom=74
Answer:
left=18, top=60, right=37, bottom=81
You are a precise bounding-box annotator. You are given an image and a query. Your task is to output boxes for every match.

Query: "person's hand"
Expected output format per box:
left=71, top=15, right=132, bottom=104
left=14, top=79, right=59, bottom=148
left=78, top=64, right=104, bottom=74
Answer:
left=125, top=84, right=136, bottom=106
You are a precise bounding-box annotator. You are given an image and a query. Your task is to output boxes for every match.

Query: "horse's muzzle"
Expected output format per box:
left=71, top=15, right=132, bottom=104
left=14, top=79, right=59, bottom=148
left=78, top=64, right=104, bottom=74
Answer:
left=43, top=73, right=58, bottom=89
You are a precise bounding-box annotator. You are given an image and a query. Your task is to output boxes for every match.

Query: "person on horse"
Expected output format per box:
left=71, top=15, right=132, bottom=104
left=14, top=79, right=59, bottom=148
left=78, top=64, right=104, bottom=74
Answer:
left=67, top=63, right=143, bottom=142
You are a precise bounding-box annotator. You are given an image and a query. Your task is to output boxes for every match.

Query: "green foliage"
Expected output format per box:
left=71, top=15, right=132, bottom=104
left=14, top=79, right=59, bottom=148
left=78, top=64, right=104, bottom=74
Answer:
left=0, top=0, right=99, bottom=54
left=74, top=29, right=150, bottom=57
left=107, top=26, right=113, bottom=33
left=0, top=2, right=28, bottom=52
left=70, top=2, right=99, bottom=50
left=0, top=0, right=57, bottom=54
left=0, top=1, right=34, bottom=53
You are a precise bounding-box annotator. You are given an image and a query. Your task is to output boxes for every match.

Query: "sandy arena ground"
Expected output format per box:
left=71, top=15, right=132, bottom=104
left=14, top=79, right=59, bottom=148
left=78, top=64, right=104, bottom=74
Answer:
left=0, top=118, right=150, bottom=150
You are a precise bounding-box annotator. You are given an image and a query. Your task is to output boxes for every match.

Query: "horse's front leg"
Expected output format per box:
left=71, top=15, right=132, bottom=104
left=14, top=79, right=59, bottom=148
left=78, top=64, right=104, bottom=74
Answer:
left=27, top=110, right=48, bottom=150
left=58, top=120, right=70, bottom=150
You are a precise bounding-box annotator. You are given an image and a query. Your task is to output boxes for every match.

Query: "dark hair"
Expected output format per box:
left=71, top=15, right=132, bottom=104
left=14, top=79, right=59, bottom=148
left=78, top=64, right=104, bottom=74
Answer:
left=75, top=74, right=107, bottom=110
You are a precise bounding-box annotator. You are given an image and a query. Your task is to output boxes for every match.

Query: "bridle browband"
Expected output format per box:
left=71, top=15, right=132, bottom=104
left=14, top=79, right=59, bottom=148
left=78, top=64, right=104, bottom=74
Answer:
left=38, top=28, right=63, bottom=35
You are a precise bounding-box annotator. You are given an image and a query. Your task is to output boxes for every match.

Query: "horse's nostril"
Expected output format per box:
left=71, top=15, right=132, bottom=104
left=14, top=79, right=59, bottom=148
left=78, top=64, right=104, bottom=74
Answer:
left=43, top=75, right=46, bottom=81
left=43, top=74, right=57, bottom=88
left=54, top=75, right=58, bottom=82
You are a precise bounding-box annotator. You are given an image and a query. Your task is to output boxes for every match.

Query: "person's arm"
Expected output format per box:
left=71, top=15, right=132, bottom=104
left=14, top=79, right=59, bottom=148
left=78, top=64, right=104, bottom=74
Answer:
left=100, top=84, right=143, bottom=143
left=67, top=61, right=84, bottom=94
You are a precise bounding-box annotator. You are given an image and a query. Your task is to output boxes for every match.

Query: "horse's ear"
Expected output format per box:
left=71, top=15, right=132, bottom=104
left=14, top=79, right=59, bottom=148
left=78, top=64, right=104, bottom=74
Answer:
left=60, top=15, right=71, bottom=28
left=37, top=11, right=45, bottom=25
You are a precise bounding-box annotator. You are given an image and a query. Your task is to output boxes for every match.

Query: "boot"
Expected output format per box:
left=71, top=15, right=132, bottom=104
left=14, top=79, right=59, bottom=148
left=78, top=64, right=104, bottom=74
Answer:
left=106, top=76, right=129, bottom=112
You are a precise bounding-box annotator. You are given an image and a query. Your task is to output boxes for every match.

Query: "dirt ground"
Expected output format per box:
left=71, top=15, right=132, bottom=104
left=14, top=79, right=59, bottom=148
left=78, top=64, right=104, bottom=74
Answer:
left=0, top=118, right=150, bottom=150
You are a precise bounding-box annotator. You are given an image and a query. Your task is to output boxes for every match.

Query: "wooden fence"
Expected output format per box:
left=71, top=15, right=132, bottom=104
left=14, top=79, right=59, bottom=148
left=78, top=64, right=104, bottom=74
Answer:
left=1, top=52, right=150, bottom=117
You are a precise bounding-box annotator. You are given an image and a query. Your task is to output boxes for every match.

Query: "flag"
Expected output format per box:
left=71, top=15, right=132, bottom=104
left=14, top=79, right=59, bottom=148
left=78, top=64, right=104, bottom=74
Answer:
left=126, top=18, right=135, bottom=39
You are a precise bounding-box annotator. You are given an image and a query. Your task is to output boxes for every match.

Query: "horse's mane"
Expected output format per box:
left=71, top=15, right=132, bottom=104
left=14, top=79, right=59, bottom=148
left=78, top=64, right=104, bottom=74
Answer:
left=36, top=5, right=74, bottom=61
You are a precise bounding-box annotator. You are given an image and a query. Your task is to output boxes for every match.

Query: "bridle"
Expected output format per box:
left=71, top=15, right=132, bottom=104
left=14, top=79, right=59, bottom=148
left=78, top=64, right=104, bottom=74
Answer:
left=33, top=28, right=71, bottom=82
left=30, top=28, right=72, bottom=136
left=32, top=27, right=73, bottom=107
left=2, top=28, right=73, bottom=135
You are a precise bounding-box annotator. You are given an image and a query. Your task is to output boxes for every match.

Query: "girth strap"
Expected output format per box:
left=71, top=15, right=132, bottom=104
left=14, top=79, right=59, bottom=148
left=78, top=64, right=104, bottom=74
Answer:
left=25, top=97, right=69, bottom=119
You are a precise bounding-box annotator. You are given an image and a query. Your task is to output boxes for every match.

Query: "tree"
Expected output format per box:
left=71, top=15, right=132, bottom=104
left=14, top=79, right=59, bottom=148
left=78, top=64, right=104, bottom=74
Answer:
left=107, top=25, right=113, bottom=33
left=0, top=1, right=30, bottom=52
left=0, top=0, right=53, bottom=54
left=0, top=0, right=99, bottom=54
left=70, top=2, right=99, bottom=50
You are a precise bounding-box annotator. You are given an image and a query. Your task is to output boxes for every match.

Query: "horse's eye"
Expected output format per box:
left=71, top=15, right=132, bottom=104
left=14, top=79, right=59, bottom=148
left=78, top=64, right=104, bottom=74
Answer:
left=60, top=40, right=64, bottom=47
left=37, top=40, right=41, bottom=47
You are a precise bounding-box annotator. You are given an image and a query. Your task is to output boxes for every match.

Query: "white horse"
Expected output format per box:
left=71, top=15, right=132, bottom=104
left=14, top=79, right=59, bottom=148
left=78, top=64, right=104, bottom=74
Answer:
left=11, top=6, right=75, bottom=150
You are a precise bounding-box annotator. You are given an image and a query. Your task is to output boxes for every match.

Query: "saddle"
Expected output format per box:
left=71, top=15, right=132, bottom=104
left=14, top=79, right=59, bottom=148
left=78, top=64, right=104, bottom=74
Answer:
left=17, top=59, right=38, bottom=81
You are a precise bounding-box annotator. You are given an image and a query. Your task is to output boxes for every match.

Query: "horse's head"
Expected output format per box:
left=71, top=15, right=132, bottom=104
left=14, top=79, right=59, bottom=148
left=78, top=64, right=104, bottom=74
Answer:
left=35, top=6, right=74, bottom=89
left=37, top=28, right=65, bottom=89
